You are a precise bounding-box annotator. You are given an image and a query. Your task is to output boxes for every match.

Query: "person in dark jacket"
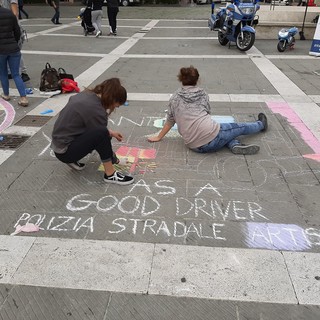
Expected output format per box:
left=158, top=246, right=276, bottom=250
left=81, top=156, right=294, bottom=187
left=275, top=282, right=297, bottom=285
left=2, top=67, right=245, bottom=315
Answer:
left=0, top=5, right=28, bottom=106
left=106, top=0, right=119, bottom=36
left=51, top=78, right=134, bottom=185
left=87, top=0, right=104, bottom=37
left=1, top=0, right=30, bottom=82
left=18, top=0, right=28, bottom=19
left=47, top=0, right=61, bottom=24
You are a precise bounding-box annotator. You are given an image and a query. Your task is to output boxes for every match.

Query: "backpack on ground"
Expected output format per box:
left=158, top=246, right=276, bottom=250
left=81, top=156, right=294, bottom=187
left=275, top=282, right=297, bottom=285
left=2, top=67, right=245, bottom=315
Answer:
left=58, top=67, right=74, bottom=80
left=39, top=63, right=61, bottom=92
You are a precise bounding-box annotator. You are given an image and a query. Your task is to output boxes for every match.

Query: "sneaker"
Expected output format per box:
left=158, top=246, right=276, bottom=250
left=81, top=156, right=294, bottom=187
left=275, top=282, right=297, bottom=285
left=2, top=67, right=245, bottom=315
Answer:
left=104, top=171, right=134, bottom=185
left=258, top=113, right=268, bottom=132
left=21, top=73, right=30, bottom=82
left=67, top=162, right=86, bottom=171
left=18, top=97, right=28, bottom=107
left=231, top=144, right=260, bottom=155
left=1, top=94, right=10, bottom=101
left=96, top=30, right=102, bottom=37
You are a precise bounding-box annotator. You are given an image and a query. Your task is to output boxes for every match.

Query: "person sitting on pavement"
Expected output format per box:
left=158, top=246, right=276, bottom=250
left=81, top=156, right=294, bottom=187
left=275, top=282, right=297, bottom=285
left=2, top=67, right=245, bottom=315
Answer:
left=51, top=78, right=134, bottom=185
left=147, top=66, right=268, bottom=155
left=0, top=3, right=28, bottom=106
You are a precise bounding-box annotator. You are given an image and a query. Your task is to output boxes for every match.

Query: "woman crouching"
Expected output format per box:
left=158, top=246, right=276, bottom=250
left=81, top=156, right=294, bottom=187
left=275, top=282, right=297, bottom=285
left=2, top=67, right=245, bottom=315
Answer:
left=51, top=78, right=134, bottom=185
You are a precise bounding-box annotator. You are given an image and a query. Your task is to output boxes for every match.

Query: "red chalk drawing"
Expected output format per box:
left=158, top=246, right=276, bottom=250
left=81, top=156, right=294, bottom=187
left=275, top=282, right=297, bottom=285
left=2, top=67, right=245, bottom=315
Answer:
left=116, top=146, right=156, bottom=159
left=115, top=146, right=157, bottom=173
left=0, top=99, right=15, bottom=133
left=267, top=102, right=320, bottom=162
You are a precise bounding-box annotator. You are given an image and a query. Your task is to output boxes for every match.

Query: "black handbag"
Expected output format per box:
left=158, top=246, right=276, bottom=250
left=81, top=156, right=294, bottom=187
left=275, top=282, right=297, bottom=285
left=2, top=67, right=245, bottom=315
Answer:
left=58, top=68, right=74, bottom=80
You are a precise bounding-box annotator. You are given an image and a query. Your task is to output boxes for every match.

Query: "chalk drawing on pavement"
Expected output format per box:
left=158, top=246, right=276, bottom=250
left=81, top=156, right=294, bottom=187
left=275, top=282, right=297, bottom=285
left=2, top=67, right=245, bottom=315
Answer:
left=267, top=102, right=320, bottom=163
left=245, top=222, right=317, bottom=251
left=0, top=99, right=15, bottom=133
left=99, top=146, right=157, bottom=174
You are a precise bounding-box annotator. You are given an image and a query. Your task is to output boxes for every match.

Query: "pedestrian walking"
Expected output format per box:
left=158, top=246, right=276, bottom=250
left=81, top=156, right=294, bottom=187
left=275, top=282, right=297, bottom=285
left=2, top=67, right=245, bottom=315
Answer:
left=148, top=66, right=268, bottom=155
left=18, top=0, right=28, bottom=19
left=87, top=0, right=104, bottom=37
left=0, top=4, right=28, bottom=106
left=1, top=0, right=30, bottom=82
left=51, top=78, right=134, bottom=185
left=47, top=0, right=61, bottom=24
left=106, top=0, right=119, bottom=36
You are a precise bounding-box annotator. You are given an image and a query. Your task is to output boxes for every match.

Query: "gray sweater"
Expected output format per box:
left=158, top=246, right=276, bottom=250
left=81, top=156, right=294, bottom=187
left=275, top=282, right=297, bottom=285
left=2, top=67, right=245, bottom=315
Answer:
left=167, top=86, right=220, bottom=149
left=51, top=91, right=108, bottom=154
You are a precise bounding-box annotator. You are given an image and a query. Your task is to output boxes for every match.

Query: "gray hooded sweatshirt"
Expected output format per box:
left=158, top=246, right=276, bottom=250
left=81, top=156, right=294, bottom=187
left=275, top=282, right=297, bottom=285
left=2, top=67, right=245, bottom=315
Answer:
left=166, top=86, right=220, bottom=149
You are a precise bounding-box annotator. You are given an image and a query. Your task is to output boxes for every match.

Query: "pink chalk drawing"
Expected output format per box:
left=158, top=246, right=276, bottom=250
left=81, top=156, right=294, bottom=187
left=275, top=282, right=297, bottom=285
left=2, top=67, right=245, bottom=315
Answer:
left=267, top=102, right=320, bottom=162
left=115, top=146, right=157, bottom=173
left=0, top=98, right=15, bottom=133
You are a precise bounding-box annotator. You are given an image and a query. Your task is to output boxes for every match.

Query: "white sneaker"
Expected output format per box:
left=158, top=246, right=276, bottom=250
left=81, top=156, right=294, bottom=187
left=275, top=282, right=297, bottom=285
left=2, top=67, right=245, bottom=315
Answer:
left=231, top=144, right=260, bottom=155
left=96, top=30, right=102, bottom=38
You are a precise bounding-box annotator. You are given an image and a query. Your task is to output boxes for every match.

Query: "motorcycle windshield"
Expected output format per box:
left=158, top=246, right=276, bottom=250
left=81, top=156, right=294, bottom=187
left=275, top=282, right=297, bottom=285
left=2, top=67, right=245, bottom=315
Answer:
left=238, top=1, right=255, bottom=17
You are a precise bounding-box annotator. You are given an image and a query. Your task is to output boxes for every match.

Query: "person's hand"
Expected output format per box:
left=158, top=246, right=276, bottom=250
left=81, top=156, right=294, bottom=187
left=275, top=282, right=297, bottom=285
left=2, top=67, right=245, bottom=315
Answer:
left=111, top=131, right=123, bottom=141
left=147, top=136, right=162, bottom=143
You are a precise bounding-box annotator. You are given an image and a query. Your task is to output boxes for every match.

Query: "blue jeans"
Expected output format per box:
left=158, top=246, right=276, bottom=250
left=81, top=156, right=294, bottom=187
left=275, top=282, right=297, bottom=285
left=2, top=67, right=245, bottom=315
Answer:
left=194, top=121, right=264, bottom=153
left=0, top=51, right=26, bottom=97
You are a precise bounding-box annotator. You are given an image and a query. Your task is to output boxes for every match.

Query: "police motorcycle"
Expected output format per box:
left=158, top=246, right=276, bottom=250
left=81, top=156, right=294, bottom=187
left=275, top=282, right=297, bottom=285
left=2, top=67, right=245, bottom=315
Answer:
left=208, top=0, right=260, bottom=52
left=277, top=27, right=298, bottom=52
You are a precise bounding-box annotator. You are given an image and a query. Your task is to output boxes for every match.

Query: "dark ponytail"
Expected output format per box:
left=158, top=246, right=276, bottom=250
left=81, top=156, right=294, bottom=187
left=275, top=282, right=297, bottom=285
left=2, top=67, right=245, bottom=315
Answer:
left=89, top=78, right=127, bottom=113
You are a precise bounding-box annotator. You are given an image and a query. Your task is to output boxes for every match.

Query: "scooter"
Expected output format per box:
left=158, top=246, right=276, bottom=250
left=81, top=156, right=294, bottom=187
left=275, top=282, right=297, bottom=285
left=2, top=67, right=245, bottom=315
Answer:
left=277, top=27, right=298, bottom=52
left=208, top=0, right=260, bottom=52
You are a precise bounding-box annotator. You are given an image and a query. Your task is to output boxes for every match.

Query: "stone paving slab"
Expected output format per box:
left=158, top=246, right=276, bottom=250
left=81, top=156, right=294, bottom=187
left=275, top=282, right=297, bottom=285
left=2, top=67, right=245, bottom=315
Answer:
left=106, top=292, right=320, bottom=320
left=92, top=58, right=278, bottom=94
left=24, top=36, right=123, bottom=55
left=57, top=25, right=141, bottom=37
left=1, top=7, right=320, bottom=316
left=271, top=59, right=320, bottom=95
left=149, top=244, right=297, bottom=303
left=2, top=236, right=320, bottom=304
left=0, top=284, right=110, bottom=320
left=2, top=284, right=320, bottom=320
left=255, top=39, right=314, bottom=56
left=11, top=238, right=154, bottom=293
left=0, top=236, right=34, bottom=284
left=284, top=251, right=320, bottom=305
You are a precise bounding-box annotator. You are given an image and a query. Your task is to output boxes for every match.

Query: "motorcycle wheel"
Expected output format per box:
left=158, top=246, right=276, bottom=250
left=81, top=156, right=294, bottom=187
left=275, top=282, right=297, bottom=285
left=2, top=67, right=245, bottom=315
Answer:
left=277, top=40, right=286, bottom=52
left=236, top=31, right=255, bottom=51
left=218, top=31, right=229, bottom=46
